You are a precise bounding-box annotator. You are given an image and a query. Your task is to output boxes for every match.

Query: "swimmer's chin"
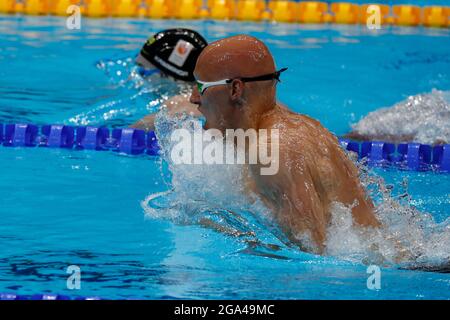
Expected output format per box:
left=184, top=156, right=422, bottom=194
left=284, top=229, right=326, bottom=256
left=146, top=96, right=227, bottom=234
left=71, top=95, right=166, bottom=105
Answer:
left=202, top=120, right=215, bottom=131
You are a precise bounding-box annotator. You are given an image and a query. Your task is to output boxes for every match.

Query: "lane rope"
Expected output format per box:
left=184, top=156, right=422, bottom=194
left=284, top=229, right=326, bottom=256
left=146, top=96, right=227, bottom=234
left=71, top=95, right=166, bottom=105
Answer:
left=1, top=123, right=449, bottom=172
left=0, top=1, right=448, bottom=28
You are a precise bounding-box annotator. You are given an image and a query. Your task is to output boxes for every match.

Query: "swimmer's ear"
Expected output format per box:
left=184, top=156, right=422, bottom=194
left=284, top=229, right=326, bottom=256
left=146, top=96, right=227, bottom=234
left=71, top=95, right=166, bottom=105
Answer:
left=229, top=79, right=244, bottom=103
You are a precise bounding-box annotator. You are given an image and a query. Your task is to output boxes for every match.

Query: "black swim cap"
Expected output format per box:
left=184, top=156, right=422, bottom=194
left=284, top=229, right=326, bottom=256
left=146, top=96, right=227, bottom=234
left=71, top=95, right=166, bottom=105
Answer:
left=140, top=28, right=207, bottom=82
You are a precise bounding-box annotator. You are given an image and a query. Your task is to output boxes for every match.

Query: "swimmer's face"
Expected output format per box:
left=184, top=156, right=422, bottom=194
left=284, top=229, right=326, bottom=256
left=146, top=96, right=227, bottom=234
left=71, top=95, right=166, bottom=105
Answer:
left=190, top=61, right=236, bottom=132
left=191, top=36, right=278, bottom=131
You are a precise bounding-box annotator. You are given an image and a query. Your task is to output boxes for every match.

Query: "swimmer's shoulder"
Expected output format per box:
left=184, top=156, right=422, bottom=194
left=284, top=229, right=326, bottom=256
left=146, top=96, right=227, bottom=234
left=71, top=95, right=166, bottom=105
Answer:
left=259, top=106, right=316, bottom=156
left=260, top=105, right=342, bottom=158
left=284, top=110, right=339, bottom=145
left=261, top=104, right=330, bottom=136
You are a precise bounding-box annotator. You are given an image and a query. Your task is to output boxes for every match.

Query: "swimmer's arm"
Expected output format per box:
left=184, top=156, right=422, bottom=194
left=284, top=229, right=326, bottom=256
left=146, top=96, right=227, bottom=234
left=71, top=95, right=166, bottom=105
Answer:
left=130, top=94, right=201, bottom=131
left=131, top=114, right=157, bottom=131
left=276, top=160, right=329, bottom=254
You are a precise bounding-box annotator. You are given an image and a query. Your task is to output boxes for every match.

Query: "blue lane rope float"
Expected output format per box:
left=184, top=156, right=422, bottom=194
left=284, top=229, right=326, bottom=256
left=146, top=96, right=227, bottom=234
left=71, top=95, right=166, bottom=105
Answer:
left=0, top=123, right=160, bottom=155
left=0, top=123, right=449, bottom=173
left=339, top=138, right=450, bottom=173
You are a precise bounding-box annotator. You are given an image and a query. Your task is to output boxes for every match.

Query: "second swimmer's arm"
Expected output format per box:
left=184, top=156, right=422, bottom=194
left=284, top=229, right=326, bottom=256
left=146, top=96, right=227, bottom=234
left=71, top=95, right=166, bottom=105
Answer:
left=130, top=94, right=201, bottom=131
left=130, top=114, right=157, bottom=131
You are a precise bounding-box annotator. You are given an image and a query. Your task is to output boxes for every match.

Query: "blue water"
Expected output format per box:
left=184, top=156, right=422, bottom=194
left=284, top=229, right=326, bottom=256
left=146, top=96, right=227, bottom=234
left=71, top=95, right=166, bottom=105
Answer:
left=0, top=15, right=449, bottom=299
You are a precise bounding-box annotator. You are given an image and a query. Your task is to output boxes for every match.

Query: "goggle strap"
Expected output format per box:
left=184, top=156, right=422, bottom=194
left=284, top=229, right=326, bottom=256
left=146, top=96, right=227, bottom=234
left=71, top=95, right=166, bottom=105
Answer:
left=235, top=67, right=288, bottom=83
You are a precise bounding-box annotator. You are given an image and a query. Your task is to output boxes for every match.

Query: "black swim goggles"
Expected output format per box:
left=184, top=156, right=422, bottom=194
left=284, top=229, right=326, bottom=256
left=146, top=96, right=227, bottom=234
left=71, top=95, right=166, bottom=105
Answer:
left=196, top=67, right=288, bottom=95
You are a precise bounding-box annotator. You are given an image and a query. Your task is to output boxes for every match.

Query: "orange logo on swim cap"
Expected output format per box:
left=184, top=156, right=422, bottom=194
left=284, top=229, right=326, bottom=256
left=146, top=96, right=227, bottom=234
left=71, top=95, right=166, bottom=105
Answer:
left=177, top=44, right=188, bottom=55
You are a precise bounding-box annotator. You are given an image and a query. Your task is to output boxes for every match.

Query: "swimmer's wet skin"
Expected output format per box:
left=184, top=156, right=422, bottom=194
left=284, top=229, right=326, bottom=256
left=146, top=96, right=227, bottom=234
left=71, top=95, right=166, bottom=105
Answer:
left=189, top=35, right=380, bottom=255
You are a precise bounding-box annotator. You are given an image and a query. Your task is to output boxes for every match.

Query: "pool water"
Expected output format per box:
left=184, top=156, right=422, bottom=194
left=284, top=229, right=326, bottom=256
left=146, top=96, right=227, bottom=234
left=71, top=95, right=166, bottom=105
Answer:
left=0, top=15, right=449, bottom=299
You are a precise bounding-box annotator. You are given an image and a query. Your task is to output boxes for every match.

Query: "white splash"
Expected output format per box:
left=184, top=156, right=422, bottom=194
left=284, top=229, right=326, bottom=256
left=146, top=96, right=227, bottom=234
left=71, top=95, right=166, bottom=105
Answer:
left=142, top=109, right=450, bottom=270
left=351, top=89, right=450, bottom=144
left=142, top=109, right=284, bottom=247
left=67, top=56, right=192, bottom=126
left=325, top=162, right=450, bottom=269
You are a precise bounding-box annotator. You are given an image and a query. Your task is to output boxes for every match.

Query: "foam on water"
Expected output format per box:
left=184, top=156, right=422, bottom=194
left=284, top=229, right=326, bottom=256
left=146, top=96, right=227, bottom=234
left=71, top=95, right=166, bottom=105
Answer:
left=351, top=89, right=450, bottom=145
left=325, top=158, right=450, bottom=270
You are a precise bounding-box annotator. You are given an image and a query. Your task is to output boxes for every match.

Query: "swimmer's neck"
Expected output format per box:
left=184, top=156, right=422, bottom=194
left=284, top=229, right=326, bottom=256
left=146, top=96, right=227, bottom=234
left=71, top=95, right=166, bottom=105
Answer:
left=256, top=103, right=285, bottom=129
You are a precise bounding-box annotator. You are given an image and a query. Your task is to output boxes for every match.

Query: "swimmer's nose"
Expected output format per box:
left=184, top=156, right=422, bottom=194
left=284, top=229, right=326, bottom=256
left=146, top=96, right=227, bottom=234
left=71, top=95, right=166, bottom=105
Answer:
left=190, top=84, right=201, bottom=105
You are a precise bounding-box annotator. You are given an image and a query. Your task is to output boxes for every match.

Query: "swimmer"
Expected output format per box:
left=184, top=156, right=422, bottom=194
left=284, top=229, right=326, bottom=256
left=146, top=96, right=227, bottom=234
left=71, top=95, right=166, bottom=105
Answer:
left=130, top=28, right=207, bottom=131
left=189, top=35, right=381, bottom=254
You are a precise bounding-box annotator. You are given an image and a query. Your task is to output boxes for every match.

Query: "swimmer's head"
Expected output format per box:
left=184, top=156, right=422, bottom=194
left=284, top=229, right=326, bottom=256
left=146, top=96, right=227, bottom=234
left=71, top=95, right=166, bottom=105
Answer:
left=137, top=28, right=208, bottom=82
left=190, top=35, right=283, bottom=131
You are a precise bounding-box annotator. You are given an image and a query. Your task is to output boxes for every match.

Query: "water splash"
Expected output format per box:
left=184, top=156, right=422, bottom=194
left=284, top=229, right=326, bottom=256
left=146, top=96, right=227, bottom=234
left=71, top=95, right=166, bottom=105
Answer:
left=351, top=89, right=450, bottom=145
left=325, top=157, right=450, bottom=271
left=67, top=56, right=191, bottom=127
left=142, top=109, right=294, bottom=258
left=96, top=56, right=140, bottom=87
left=142, top=105, right=449, bottom=270
left=96, top=56, right=191, bottom=94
